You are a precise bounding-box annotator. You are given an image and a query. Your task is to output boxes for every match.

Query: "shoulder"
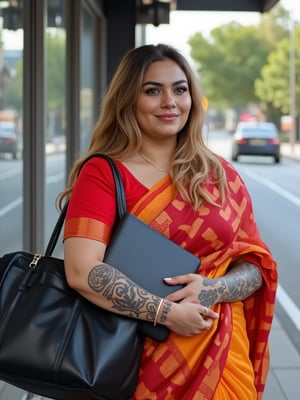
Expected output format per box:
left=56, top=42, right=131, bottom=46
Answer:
left=219, top=156, right=243, bottom=181
left=218, top=156, right=251, bottom=198
left=78, top=155, right=125, bottom=188
left=80, top=155, right=128, bottom=177
left=80, top=155, right=114, bottom=176
left=78, top=155, right=138, bottom=197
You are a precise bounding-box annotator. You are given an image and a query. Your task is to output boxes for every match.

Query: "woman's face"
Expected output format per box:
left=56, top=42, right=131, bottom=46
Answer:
left=136, top=59, right=192, bottom=141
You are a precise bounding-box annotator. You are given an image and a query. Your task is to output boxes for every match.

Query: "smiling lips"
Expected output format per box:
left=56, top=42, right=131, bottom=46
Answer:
left=157, top=114, right=178, bottom=122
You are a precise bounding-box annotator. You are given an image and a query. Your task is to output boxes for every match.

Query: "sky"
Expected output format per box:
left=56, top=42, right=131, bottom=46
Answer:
left=144, top=0, right=299, bottom=64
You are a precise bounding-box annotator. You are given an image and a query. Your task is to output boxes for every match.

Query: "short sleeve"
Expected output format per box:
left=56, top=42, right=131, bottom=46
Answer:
left=64, top=157, right=117, bottom=243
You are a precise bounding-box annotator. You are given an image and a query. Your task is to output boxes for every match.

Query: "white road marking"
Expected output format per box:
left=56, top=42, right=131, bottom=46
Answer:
left=243, top=169, right=300, bottom=330
left=0, top=197, right=22, bottom=218
left=0, top=174, right=63, bottom=218
left=243, top=170, right=300, bottom=208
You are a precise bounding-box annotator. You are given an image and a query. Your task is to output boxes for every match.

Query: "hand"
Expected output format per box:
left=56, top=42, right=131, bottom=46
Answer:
left=164, top=273, right=218, bottom=307
left=163, top=301, right=219, bottom=336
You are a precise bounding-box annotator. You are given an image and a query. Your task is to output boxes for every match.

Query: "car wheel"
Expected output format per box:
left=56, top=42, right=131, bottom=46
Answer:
left=231, top=154, right=238, bottom=162
left=274, top=156, right=280, bottom=163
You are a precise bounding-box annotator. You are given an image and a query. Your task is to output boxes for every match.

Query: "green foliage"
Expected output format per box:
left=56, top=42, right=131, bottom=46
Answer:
left=189, top=23, right=270, bottom=108
left=46, top=30, right=66, bottom=111
left=4, top=61, right=22, bottom=111
left=188, top=2, right=292, bottom=114
left=4, top=30, right=66, bottom=113
left=255, top=28, right=300, bottom=115
left=256, top=3, right=290, bottom=47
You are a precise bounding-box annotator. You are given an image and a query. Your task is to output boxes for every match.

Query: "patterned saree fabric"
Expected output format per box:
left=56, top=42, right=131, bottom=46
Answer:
left=129, top=162, right=277, bottom=400
left=64, top=157, right=277, bottom=400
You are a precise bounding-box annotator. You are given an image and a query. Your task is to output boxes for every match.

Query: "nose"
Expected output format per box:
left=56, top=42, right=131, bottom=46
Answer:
left=161, top=91, right=176, bottom=108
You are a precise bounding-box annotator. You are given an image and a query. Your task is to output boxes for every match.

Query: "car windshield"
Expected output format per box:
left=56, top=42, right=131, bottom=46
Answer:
left=240, top=125, right=277, bottom=138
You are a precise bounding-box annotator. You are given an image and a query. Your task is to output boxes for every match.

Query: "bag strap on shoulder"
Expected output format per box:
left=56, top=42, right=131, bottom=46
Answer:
left=45, top=153, right=126, bottom=256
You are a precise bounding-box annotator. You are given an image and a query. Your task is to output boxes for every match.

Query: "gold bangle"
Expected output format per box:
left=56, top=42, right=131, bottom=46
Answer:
left=154, top=298, right=164, bottom=327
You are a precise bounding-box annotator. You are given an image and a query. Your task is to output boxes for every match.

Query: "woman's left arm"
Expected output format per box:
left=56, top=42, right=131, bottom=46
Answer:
left=198, top=259, right=263, bottom=307
left=165, top=258, right=264, bottom=308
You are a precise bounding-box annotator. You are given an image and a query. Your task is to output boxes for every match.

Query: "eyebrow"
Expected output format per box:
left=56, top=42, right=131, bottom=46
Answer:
left=142, top=79, right=188, bottom=87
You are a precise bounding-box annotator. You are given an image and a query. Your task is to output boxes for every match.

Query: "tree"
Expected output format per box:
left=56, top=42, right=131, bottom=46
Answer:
left=188, top=2, right=291, bottom=116
left=45, top=30, right=66, bottom=138
left=256, top=3, right=290, bottom=48
left=4, top=30, right=66, bottom=129
left=188, top=23, right=270, bottom=110
left=46, top=30, right=65, bottom=112
left=4, top=61, right=22, bottom=112
left=255, top=27, right=300, bottom=116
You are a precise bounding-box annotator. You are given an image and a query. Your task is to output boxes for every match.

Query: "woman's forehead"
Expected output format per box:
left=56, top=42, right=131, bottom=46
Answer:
left=143, top=60, right=187, bottom=83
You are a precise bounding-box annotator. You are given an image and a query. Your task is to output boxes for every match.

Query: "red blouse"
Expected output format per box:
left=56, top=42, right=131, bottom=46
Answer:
left=64, top=157, right=148, bottom=244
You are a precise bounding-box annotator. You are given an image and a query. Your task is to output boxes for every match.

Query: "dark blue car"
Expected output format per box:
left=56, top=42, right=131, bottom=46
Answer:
left=231, top=122, right=281, bottom=163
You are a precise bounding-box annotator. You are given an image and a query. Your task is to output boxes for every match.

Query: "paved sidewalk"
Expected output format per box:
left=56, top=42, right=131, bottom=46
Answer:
left=264, top=315, right=300, bottom=399
left=280, top=141, right=300, bottom=162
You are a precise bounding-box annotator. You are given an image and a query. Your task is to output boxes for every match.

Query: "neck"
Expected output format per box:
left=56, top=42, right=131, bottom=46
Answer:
left=138, top=151, right=169, bottom=173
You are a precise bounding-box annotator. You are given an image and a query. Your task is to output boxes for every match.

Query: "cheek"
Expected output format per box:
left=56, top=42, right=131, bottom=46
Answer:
left=136, top=95, right=157, bottom=111
left=136, top=98, right=158, bottom=126
left=136, top=98, right=150, bottom=118
left=136, top=107, right=147, bottom=128
left=183, top=97, right=192, bottom=113
left=177, top=93, right=192, bottom=114
left=180, top=98, right=192, bottom=120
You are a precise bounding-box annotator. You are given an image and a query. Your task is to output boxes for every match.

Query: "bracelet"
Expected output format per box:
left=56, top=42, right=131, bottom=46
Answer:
left=154, top=298, right=164, bottom=327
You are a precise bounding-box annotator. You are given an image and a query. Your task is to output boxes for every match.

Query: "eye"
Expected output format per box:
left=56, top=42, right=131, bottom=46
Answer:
left=175, top=86, right=189, bottom=94
left=144, top=87, right=160, bottom=95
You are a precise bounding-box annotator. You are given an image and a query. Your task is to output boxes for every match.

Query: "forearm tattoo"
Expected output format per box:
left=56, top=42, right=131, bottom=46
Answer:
left=88, top=263, right=171, bottom=323
left=198, top=262, right=263, bottom=307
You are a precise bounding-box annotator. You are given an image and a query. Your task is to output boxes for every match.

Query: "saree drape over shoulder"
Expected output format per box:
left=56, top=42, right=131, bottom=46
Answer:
left=64, top=157, right=278, bottom=400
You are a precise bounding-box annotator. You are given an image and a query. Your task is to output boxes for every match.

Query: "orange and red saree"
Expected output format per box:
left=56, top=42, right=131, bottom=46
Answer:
left=129, top=162, right=277, bottom=400
left=64, top=157, right=277, bottom=400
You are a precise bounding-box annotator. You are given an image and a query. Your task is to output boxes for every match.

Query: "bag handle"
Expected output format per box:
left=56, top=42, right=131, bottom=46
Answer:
left=45, top=153, right=126, bottom=256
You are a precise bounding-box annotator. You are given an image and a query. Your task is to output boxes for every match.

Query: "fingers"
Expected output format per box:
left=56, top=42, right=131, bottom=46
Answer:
left=201, top=314, right=216, bottom=331
left=202, top=306, right=219, bottom=319
left=163, top=274, right=199, bottom=302
left=164, top=274, right=195, bottom=285
left=196, top=317, right=213, bottom=334
left=198, top=306, right=219, bottom=333
left=202, top=306, right=208, bottom=316
left=170, top=302, right=218, bottom=336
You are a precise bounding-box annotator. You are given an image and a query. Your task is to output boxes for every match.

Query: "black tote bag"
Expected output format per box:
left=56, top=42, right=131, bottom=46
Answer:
left=0, top=154, right=145, bottom=400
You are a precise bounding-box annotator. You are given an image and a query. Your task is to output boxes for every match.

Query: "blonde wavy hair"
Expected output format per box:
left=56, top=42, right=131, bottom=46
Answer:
left=58, top=44, right=227, bottom=210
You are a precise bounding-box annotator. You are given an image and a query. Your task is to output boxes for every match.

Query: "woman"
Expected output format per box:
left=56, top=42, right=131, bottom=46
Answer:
left=58, top=44, right=277, bottom=399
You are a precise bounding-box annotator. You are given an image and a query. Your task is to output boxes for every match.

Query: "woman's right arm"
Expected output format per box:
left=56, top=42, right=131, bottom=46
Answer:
left=64, top=237, right=218, bottom=336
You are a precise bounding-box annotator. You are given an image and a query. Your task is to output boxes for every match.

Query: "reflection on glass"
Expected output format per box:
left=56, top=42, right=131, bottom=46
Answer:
left=0, top=0, right=23, bottom=253
left=80, top=7, right=96, bottom=154
left=45, top=0, right=66, bottom=255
